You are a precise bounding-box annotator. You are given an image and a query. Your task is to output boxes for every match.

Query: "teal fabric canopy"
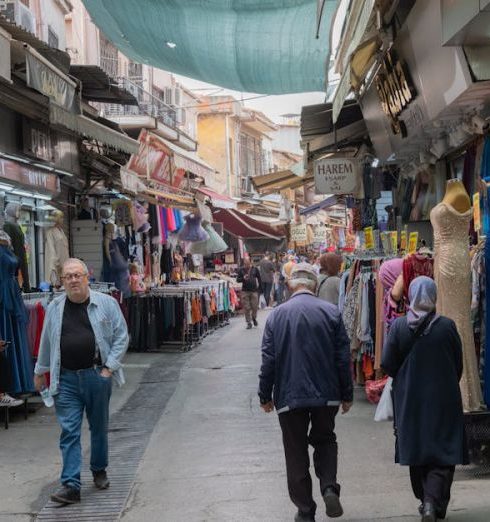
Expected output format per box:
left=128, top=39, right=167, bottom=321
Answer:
left=82, top=0, right=338, bottom=94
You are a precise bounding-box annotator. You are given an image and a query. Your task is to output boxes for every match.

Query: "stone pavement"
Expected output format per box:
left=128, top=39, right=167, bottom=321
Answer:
left=1, top=311, right=489, bottom=521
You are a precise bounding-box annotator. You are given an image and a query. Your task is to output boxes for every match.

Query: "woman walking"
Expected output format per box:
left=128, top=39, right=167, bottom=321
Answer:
left=316, top=253, right=342, bottom=305
left=382, top=276, right=468, bottom=521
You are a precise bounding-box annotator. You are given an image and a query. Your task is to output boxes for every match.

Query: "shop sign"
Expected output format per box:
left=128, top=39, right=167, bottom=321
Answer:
left=290, top=224, right=308, bottom=243
left=127, top=129, right=172, bottom=185
left=23, top=119, right=55, bottom=163
left=314, top=157, right=360, bottom=195
left=26, top=52, right=78, bottom=113
left=0, top=158, right=60, bottom=194
left=375, top=50, right=416, bottom=137
left=390, top=231, right=398, bottom=252
left=473, top=193, right=481, bottom=232
left=364, top=226, right=374, bottom=250
left=408, top=231, right=419, bottom=254
left=400, top=230, right=407, bottom=251
left=120, top=167, right=147, bottom=194
left=313, top=226, right=327, bottom=245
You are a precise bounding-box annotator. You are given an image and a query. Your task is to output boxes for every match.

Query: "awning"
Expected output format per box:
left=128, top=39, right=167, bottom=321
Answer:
left=143, top=187, right=195, bottom=210
left=252, top=162, right=313, bottom=195
left=196, top=186, right=237, bottom=209
left=148, top=133, right=215, bottom=179
left=82, top=0, right=339, bottom=95
left=69, top=65, right=138, bottom=105
left=300, top=196, right=338, bottom=216
left=49, top=104, right=140, bottom=155
left=213, top=209, right=284, bottom=240
left=0, top=14, right=71, bottom=73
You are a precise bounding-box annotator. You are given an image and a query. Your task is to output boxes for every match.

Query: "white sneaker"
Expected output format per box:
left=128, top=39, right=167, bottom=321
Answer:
left=0, top=394, right=23, bottom=407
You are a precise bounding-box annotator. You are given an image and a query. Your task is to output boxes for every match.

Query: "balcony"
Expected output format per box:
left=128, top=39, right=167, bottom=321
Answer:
left=99, top=77, right=178, bottom=139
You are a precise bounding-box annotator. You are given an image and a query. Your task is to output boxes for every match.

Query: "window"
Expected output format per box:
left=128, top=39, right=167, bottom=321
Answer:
left=48, top=27, right=59, bottom=49
left=128, top=61, right=143, bottom=81
left=99, top=34, right=118, bottom=79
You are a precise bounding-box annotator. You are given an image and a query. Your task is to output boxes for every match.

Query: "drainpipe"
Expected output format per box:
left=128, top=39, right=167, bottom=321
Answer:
left=225, top=114, right=231, bottom=196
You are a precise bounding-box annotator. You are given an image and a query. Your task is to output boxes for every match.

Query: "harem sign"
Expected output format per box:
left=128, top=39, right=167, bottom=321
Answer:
left=314, top=157, right=360, bottom=195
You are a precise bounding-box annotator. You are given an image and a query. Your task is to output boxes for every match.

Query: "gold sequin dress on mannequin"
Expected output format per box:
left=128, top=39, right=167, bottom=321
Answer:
left=430, top=180, right=483, bottom=411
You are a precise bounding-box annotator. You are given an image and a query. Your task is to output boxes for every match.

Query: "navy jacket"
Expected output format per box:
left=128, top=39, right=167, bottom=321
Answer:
left=258, top=291, right=353, bottom=412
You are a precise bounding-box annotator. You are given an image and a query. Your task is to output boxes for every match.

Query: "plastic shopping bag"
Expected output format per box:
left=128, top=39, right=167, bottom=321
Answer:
left=374, top=377, right=393, bottom=422
left=259, top=294, right=267, bottom=309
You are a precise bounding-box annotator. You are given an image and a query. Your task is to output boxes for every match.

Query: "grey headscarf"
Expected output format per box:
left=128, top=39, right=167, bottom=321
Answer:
left=407, top=276, right=439, bottom=334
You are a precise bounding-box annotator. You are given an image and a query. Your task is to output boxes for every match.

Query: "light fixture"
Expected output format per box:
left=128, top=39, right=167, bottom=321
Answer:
left=9, top=189, right=51, bottom=201
left=0, top=182, right=14, bottom=191
left=166, top=41, right=177, bottom=49
left=371, top=158, right=380, bottom=168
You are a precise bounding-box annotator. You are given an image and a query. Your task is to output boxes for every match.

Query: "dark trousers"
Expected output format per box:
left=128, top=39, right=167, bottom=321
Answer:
left=278, top=406, right=340, bottom=517
left=409, top=465, right=455, bottom=517
left=262, top=282, right=273, bottom=306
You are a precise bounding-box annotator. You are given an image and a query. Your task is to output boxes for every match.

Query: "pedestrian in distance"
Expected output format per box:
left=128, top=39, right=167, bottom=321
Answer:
left=382, top=276, right=468, bottom=522
left=258, top=263, right=353, bottom=522
left=236, top=257, right=262, bottom=329
left=259, top=252, right=275, bottom=307
left=317, top=253, right=343, bottom=306
left=34, top=258, right=129, bottom=505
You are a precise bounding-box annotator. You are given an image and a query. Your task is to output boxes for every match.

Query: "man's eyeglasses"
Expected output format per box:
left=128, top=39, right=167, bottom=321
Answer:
left=62, top=273, right=87, bottom=282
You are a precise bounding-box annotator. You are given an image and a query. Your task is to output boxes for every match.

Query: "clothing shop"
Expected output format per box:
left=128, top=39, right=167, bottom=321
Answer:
left=343, top=0, right=490, bottom=461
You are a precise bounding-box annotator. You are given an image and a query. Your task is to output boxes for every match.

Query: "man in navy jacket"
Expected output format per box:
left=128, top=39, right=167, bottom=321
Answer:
left=258, top=263, right=353, bottom=522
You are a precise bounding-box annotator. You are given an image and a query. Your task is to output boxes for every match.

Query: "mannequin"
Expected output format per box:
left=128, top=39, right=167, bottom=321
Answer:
left=3, top=202, right=30, bottom=292
left=44, top=210, right=69, bottom=287
left=101, top=209, right=130, bottom=297
left=430, top=182, right=483, bottom=411
left=442, top=178, right=471, bottom=214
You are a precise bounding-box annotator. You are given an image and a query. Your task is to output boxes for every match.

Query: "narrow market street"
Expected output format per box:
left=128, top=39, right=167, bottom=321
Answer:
left=1, top=311, right=483, bottom=521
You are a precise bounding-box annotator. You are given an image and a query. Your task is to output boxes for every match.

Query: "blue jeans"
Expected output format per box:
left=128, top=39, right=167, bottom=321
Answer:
left=55, top=367, right=112, bottom=491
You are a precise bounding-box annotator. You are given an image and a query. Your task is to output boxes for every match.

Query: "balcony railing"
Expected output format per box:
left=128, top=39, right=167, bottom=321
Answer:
left=99, top=77, right=177, bottom=129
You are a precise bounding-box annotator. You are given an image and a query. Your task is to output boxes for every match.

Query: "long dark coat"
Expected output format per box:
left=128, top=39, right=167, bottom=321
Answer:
left=382, top=316, right=469, bottom=466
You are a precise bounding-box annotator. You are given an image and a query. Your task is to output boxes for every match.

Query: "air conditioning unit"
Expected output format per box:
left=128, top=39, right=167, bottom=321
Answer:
left=0, top=0, right=36, bottom=34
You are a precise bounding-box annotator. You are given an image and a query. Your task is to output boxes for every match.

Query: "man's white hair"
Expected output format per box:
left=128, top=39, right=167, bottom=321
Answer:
left=62, top=258, right=89, bottom=275
left=288, top=277, right=317, bottom=293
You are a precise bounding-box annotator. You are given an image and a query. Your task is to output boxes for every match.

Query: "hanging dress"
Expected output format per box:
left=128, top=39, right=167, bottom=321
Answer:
left=431, top=202, right=483, bottom=411
left=0, top=245, right=34, bottom=393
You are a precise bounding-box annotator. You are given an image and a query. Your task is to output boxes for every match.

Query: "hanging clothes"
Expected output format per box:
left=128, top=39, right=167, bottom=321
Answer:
left=0, top=245, right=34, bottom=393
left=402, top=254, right=434, bottom=299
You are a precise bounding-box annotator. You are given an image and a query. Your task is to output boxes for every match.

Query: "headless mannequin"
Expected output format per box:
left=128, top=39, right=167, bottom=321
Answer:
left=44, top=210, right=69, bottom=287
left=442, top=179, right=471, bottom=213
left=4, top=203, right=30, bottom=292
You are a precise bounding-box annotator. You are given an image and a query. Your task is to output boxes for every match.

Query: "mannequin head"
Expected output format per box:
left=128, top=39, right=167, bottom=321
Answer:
left=5, top=202, right=20, bottom=223
left=50, top=210, right=64, bottom=227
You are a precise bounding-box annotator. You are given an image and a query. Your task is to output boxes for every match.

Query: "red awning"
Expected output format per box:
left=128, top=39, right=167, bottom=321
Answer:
left=213, top=209, right=284, bottom=240
left=196, top=187, right=237, bottom=209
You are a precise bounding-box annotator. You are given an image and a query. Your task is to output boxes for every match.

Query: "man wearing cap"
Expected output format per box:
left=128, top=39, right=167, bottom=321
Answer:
left=258, top=263, right=353, bottom=522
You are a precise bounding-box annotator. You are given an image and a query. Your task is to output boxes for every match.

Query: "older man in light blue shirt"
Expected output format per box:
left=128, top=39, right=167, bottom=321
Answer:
left=34, top=258, right=128, bottom=505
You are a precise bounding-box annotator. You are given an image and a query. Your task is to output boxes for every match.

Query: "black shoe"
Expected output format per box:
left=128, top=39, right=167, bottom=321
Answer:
left=253, top=318, right=258, bottom=327
left=50, top=485, right=81, bottom=504
left=421, top=502, right=436, bottom=522
left=93, top=470, right=110, bottom=490
left=246, top=323, right=252, bottom=329
left=294, top=511, right=315, bottom=522
left=323, top=487, right=343, bottom=518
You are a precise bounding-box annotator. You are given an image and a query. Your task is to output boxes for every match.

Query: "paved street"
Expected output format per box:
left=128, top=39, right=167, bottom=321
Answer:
left=1, top=312, right=490, bottom=521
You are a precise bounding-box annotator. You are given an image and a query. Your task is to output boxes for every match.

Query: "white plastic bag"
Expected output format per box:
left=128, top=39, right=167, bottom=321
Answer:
left=259, top=294, right=267, bottom=309
left=374, top=377, right=393, bottom=422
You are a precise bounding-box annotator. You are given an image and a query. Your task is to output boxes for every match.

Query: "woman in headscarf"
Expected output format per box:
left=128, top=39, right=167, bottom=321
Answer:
left=317, top=253, right=343, bottom=305
left=382, top=276, right=468, bottom=522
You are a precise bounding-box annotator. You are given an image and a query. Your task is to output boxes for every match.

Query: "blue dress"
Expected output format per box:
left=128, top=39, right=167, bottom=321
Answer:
left=0, top=245, right=34, bottom=393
